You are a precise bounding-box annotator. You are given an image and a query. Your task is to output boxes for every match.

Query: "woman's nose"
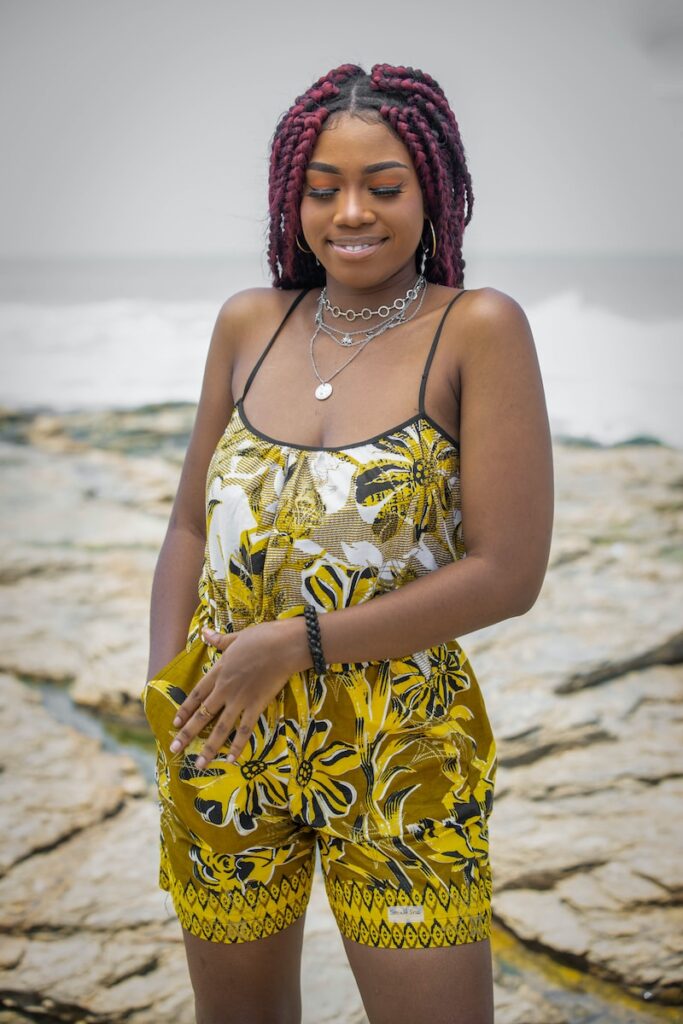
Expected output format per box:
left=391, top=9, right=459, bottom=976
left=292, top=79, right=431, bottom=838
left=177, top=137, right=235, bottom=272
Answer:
left=332, top=191, right=376, bottom=228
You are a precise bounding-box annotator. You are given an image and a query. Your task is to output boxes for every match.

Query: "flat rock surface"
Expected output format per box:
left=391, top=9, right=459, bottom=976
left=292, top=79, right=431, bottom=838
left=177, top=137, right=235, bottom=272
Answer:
left=1, top=408, right=681, bottom=1021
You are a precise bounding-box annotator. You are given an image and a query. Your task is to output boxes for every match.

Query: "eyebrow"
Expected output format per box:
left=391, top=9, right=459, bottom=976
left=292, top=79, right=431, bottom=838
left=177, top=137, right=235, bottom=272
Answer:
left=307, top=160, right=409, bottom=175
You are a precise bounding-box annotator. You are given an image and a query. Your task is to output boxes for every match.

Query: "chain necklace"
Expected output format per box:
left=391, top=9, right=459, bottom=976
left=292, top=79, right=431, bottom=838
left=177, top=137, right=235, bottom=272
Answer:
left=317, top=275, right=426, bottom=348
left=322, top=277, right=424, bottom=321
left=310, top=276, right=427, bottom=401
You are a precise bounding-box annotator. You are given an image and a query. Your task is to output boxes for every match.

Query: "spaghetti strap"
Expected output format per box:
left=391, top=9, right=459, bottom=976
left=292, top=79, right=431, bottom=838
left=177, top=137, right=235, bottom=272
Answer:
left=418, top=289, right=468, bottom=415
left=238, top=289, right=311, bottom=403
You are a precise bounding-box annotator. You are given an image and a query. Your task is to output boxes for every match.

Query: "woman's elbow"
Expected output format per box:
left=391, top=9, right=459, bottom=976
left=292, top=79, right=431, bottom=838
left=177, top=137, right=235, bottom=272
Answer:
left=510, top=560, right=550, bottom=616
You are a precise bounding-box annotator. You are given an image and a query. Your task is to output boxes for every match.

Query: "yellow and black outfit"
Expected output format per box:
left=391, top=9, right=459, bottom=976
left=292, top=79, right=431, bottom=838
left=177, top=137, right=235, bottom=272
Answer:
left=142, top=288, right=497, bottom=948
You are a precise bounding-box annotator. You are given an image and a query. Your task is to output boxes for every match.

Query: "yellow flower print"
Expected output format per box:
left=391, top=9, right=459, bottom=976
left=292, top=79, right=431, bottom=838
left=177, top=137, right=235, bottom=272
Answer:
left=189, top=836, right=300, bottom=891
left=207, top=424, right=289, bottom=522
left=296, top=544, right=379, bottom=611
left=354, top=424, right=456, bottom=542
left=408, top=810, right=488, bottom=885
left=391, top=645, right=471, bottom=720
left=275, top=484, right=325, bottom=540
left=286, top=718, right=361, bottom=828
left=179, top=716, right=290, bottom=835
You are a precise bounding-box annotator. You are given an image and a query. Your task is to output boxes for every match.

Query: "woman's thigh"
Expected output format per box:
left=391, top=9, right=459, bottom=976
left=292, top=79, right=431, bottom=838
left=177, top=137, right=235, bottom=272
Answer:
left=341, top=934, right=494, bottom=1024
left=182, top=912, right=307, bottom=1024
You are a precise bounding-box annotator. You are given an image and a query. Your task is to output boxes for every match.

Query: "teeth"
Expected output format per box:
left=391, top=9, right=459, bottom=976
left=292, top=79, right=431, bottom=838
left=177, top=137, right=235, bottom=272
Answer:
left=335, top=243, right=373, bottom=252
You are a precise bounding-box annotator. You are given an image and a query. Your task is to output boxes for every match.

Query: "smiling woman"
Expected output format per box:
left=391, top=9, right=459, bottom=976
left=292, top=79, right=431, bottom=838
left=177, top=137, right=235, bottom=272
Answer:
left=300, top=126, right=425, bottom=288
left=269, top=64, right=473, bottom=292
left=143, top=62, right=553, bottom=1024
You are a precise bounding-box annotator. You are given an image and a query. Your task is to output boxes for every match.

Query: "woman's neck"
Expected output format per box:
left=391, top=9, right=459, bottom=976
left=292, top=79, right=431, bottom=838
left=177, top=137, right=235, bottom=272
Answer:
left=322, top=265, right=421, bottom=314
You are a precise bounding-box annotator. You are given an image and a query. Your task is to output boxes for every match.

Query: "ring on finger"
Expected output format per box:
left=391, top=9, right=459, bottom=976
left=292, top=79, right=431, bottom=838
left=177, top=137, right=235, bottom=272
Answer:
left=198, top=701, right=212, bottom=719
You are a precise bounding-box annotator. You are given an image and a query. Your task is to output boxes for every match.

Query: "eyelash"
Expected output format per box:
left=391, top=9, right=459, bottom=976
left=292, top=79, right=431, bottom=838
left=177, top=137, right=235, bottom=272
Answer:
left=306, top=186, right=404, bottom=199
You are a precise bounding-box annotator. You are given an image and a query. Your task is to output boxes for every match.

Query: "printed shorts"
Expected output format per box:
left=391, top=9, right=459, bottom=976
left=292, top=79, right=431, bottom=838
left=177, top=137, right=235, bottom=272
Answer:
left=141, top=631, right=497, bottom=949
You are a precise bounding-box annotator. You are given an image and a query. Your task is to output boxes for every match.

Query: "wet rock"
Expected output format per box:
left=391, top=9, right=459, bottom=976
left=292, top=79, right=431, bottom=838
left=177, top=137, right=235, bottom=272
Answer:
left=0, top=674, right=143, bottom=875
left=463, top=444, right=683, bottom=1005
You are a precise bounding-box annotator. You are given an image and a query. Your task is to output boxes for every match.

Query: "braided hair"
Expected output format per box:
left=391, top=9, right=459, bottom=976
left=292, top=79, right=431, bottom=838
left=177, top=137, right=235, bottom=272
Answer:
left=267, top=63, right=474, bottom=290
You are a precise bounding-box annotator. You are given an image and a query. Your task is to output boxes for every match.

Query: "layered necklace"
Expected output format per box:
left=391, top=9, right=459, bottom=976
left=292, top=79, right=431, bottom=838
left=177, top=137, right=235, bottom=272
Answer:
left=310, top=274, right=427, bottom=400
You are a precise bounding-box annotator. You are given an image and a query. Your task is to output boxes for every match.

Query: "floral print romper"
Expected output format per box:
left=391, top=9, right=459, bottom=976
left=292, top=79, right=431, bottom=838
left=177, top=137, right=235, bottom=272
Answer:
left=142, top=287, right=497, bottom=949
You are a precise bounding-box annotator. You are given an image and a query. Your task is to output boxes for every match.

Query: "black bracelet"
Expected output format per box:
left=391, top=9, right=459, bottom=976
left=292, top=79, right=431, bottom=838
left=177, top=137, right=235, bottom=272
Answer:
left=303, top=604, right=327, bottom=676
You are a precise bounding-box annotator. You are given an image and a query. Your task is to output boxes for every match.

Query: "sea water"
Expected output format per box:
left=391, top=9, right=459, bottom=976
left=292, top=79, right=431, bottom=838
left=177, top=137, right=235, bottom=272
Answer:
left=1, top=252, right=681, bottom=449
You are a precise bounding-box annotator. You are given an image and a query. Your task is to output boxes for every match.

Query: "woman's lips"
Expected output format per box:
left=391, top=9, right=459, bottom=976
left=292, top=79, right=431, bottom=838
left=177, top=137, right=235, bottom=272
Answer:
left=327, top=239, right=386, bottom=260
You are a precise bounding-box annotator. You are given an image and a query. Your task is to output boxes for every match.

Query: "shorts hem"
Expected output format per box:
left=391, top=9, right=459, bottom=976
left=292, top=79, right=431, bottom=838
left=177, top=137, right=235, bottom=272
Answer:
left=324, top=867, right=493, bottom=950
left=332, top=906, right=492, bottom=949
left=158, top=851, right=315, bottom=945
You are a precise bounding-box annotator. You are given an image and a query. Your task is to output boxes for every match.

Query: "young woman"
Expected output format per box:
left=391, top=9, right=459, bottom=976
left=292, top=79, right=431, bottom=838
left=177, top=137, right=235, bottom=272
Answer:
left=143, top=63, right=554, bottom=1024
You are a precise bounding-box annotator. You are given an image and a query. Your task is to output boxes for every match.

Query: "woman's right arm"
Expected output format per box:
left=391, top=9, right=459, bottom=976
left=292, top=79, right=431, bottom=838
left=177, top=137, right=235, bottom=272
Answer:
left=145, top=290, right=258, bottom=682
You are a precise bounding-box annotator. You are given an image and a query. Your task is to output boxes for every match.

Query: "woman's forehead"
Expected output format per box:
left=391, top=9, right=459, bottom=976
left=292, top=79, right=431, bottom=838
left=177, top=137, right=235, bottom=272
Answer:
left=309, top=114, right=414, bottom=172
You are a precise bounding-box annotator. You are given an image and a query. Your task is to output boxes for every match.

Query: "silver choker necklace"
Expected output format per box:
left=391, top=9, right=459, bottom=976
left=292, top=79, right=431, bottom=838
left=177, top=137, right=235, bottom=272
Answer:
left=321, top=278, right=425, bottom=322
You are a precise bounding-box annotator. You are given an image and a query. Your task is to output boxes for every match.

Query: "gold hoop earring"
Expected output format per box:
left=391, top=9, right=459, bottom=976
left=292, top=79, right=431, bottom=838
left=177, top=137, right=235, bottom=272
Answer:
left=296, top=234, right=313, bottom=255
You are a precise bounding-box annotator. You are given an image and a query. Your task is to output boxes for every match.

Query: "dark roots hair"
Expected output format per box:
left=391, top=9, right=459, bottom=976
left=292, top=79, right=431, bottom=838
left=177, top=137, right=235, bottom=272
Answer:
left=267, top=63, right=474, bottom=290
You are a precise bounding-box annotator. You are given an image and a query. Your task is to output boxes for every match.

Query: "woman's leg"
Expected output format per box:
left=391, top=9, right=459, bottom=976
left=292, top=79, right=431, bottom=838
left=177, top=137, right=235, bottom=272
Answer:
left=182, top=912, right=307, bottom=1024
left=341, top=934, right=494, bottom=1024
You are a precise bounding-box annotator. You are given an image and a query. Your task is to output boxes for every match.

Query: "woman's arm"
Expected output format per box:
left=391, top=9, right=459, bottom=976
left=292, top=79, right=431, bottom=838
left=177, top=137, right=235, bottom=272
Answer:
left=279, top=287, right=555, bottom=669
left=146, top=291, right=256, bottom=681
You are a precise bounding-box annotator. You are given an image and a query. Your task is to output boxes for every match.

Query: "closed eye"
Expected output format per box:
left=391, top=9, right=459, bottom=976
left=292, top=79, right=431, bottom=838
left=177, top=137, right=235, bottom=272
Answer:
left=305, top=186, right=405, bottom=199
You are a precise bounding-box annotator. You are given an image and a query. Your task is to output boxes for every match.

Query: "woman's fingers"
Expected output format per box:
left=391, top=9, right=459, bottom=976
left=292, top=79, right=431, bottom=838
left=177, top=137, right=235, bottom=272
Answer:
left=171, top=671, right=214, bottom=729
left=171, top=632, right=231, bottom=729
left=202, top=626, right=235, bottom=651
left=225, top=711, right=259, bottom=766
left=170, top=686, right=255, bottom=769
left=169, top=686, right=221, bottom=753
left=169, top=626, right=273, bottom=767
left=195, top=705, right=245, bottom=770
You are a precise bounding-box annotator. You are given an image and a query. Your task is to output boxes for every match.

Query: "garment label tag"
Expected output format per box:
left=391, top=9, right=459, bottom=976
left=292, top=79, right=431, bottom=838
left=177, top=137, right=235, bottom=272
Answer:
left=387, top=905, right=424, bottom=924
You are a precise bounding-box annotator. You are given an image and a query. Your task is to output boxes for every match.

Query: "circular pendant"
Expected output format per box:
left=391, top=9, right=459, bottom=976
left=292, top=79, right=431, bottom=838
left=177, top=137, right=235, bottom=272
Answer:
left=315, top=382, right=333, bottom=400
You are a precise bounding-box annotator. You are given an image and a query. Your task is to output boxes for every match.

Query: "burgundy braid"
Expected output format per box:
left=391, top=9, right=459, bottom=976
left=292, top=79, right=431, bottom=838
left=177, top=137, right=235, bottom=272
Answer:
left=371, top=64, right=473, bottom=287
left=267, top=63, right=474, bottom=289
left=382, top=102, right=464, bottom=287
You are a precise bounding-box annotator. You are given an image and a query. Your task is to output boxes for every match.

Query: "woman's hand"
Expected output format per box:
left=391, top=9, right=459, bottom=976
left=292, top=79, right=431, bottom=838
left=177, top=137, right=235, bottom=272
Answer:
left=169, top=618, right=309, bottom=769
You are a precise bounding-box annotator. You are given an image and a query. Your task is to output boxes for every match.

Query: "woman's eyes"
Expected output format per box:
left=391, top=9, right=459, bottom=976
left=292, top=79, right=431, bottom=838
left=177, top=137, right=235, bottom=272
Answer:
left=306, top=186, right=404, bottom=199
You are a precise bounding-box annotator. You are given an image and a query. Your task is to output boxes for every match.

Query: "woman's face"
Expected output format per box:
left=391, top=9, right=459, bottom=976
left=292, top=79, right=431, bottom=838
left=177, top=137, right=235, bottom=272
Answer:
left=299, top=113, right=425, bottom=293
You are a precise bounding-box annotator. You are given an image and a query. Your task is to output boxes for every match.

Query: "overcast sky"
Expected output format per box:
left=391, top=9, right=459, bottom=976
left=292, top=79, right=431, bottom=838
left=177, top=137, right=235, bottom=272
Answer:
left=1, top=0, right=681, bottom=259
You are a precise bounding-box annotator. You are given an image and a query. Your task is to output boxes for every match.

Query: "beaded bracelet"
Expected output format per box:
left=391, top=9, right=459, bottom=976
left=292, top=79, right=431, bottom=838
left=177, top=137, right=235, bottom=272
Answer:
left=303, top=604, right=327, bottom=676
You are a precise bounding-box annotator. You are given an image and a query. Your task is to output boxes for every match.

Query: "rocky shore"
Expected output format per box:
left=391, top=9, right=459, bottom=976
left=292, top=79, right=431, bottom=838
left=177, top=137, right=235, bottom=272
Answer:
left=0, top=404, right=681, bottom=1023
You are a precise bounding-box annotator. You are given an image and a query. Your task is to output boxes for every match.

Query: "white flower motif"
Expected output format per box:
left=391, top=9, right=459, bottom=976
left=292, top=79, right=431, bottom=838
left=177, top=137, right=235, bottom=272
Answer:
left=294, top=538, right=324, bottom=555
left=207, top=481, right=256, bottom=580
left=308, top=452, right=355, bottom=515
left=410, top=535, right=439, bottom=571
left=340, top=540, right=385, bottom=568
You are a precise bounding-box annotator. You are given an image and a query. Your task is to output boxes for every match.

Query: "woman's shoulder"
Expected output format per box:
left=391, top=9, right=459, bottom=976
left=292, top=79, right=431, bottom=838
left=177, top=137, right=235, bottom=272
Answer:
left=212, top=288, right=310, bottom=401
left=214, top=286, right=308, bottom=336
left=435, top=283, right=532, bottom=349
left=433, top=282, right=526, bottom=318
left=428, top=284, right=536, bottom=395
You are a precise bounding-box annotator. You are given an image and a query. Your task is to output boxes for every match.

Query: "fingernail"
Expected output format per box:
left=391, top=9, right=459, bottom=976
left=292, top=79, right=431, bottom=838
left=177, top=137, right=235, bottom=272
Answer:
left=172, top=716, right=181, bottom=726
left=196, top=756, right=206, bottom=770
left=226, top=754, right=236, bottom=764
left=170, top=739, right=181, bottom=752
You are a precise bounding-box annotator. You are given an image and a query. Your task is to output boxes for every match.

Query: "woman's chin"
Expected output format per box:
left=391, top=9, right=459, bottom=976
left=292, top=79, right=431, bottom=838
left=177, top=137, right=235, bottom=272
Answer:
left=320, top=258, right=418, bottom=292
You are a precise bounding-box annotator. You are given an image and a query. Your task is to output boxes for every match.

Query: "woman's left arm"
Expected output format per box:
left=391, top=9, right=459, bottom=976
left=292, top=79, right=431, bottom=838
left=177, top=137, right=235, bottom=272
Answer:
left=287, top=287, right=555, bottom=666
